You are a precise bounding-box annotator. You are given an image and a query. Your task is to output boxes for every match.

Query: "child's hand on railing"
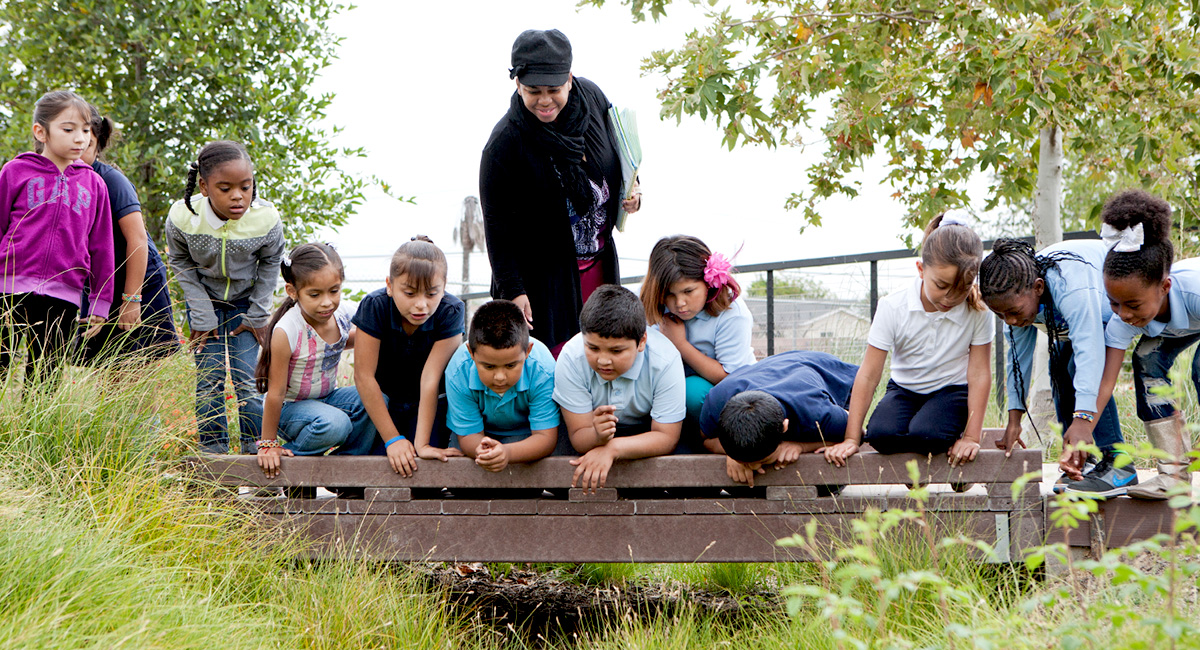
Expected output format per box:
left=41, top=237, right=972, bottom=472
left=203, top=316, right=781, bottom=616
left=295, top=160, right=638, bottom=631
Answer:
left=475, top=437, right=510, bottom=472
left=416, top=445, right=463, bottom=462
left=948, top=436, right=980, bottom=467
left=821, top=440, right=859, bottom=467
left=570, top=445, right=617, bottom=494
left=725, top=457, right=764, bottom=487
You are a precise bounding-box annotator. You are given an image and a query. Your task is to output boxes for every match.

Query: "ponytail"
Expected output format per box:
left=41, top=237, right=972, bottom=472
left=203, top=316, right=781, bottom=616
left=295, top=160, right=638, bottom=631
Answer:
left=1101, top=189, right=1173, bottom=284
left=921, top=213, right=986, bottom=311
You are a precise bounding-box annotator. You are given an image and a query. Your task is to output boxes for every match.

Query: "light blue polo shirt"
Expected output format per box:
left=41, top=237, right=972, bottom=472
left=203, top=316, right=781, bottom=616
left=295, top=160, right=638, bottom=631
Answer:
left=651, top=295, right=757, bottom=375
left=1105, top=258, right=1200, bottom=350
left=553, top=329, right=687, bottom=425
left=445, top=339, right=560, bottom=436
left=1005, top=239, right=1112, bottom=413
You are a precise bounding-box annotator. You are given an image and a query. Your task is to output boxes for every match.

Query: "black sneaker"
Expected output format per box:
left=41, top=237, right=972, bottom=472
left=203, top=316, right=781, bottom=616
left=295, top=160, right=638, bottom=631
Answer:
left=1053, top=458, right=1097, bottom=493
left=1066, top=452, right=1138, bottom=498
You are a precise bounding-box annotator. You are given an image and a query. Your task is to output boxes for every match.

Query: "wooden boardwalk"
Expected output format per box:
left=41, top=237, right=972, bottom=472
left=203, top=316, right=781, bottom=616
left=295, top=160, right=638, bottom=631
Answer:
left=186, top=429, right=1189, bottom=563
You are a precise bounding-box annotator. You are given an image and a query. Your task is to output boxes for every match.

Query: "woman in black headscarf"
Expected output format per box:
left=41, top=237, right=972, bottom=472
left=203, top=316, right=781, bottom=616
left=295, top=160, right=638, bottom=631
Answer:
left=480, top=28, right=640, bottom=355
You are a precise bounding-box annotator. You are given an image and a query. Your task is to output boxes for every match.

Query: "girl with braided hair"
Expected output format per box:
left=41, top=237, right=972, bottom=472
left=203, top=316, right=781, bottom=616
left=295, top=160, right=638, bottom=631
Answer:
left=1096, top=189, right=1199, bottom=500
left=980, top=237, right=1133, bottom=496
left=165, top=140, right=284, bottom=454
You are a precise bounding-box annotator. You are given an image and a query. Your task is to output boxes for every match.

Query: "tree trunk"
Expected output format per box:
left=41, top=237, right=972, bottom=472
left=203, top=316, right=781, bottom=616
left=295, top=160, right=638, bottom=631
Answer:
left=1025, top=125, right=1064, bottom=441
left=1032, top=125, right=1064, bottom=248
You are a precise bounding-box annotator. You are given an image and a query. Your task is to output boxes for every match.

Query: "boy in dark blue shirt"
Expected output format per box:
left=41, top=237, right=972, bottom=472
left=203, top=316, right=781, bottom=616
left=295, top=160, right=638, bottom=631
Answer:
left=700, top=350, right=857, bottom=486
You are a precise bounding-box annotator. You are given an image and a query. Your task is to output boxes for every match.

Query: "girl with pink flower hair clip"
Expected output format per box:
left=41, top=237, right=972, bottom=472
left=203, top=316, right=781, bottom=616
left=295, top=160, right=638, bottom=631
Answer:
left=639, top=235, right=757, bottom=437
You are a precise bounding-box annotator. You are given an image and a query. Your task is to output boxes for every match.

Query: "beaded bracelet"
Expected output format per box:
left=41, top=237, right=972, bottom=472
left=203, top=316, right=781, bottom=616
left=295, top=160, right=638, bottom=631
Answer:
left=384, top=435, right=404, bottom=448
left=122, top=293, right=142, bottom=303
left=1072, top=411, right=1096, bottom=422
left=256, top=438, right=282, bottom=451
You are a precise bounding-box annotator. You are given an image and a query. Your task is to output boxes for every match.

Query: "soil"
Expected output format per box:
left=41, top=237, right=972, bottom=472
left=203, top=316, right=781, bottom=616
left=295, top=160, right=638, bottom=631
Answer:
left=418, top=563, right=781, bottom=644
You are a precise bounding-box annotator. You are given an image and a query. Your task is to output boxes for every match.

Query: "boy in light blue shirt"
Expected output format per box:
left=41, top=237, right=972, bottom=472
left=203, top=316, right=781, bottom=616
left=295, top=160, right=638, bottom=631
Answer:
left=445, top=300, right=559, bottom=472
left=554, top=285, right=686, bottom=492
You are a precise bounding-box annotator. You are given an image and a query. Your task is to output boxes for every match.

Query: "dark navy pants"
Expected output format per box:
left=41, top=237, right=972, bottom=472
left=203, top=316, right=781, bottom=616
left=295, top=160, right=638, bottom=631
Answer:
left=864, top=380, right=968, bottom=455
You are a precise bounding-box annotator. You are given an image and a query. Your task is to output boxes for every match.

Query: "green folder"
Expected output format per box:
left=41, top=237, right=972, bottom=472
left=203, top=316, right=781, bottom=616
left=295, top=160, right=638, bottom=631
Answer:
left=608, top=105, right=642, bottom=232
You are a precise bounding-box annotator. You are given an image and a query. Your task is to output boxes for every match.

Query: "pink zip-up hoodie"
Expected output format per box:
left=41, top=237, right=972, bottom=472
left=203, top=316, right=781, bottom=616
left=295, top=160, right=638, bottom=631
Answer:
left=0, top=152, right=115, bottom=317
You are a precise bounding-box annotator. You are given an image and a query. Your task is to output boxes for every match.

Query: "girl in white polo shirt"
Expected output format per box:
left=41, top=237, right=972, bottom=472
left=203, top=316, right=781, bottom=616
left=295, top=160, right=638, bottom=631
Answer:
left=823, top=213, right=995, bottom=469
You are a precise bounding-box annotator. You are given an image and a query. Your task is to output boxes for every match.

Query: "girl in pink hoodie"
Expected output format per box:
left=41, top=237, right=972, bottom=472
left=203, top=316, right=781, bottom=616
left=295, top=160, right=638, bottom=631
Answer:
left=0, top=90, right=115, bottom=384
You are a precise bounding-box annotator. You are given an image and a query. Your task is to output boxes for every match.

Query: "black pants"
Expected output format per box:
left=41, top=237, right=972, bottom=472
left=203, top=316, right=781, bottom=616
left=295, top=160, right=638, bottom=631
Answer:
left=0, top=293, right=79, bottom=384
left=864, top=380, right=968, bottom=455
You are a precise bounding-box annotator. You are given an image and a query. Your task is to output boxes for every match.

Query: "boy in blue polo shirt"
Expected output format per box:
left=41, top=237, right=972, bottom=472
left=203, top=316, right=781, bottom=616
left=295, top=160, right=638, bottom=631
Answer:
left=554, top=285, right=686, bottom=493
left=700, top=350, right=857, bottom=487
left=445, top=300, right=559, bottom=471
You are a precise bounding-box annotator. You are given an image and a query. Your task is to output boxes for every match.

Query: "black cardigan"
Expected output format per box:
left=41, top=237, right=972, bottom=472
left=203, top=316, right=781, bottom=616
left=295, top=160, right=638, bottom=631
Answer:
left=479, top=77, right=623, bottom=349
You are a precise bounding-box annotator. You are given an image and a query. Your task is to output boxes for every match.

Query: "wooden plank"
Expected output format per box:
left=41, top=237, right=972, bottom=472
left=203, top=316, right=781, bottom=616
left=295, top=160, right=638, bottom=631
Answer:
left=1046, top=497, right=1178, bottom=548
left=277, top=511, right=1006, bottom=563
left=185, top=448, right=1040, bottom=489
left=765, top=486, right=817, bottom=501
left=569, top=488, right=618, bottom=502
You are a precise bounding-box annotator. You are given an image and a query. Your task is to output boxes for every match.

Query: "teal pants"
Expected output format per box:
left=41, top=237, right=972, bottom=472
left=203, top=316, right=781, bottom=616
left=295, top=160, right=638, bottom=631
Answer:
left=685, top=375, right=714, bottom=422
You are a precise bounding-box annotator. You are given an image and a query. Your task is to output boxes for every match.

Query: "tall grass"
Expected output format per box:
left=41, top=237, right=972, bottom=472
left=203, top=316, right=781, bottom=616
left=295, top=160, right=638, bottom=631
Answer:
left=0, top=353, right=463, bottom=650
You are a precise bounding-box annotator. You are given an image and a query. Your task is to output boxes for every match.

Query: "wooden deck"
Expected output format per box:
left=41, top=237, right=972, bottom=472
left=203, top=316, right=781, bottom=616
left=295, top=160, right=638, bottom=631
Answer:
left=185, top=430, right=1190, bottom=563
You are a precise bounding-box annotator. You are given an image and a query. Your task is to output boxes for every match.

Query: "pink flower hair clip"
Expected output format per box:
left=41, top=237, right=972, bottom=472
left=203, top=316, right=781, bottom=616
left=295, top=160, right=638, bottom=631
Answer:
left=703, top=252, right=734, bottom=291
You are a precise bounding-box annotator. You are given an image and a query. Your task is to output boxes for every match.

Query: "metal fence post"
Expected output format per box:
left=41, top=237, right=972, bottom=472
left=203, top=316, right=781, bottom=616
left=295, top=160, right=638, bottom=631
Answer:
left=766, top=270, right=775, bottom=356
left=869, top=260, right=879, bottom=320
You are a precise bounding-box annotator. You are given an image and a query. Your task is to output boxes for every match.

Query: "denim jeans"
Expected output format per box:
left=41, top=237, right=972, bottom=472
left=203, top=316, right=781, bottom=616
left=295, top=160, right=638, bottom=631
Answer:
left=278, top=387, right=377, bottom=456
left=1046, top=339, right=1123, bottom=451
left=1130, top=332, right=1200, bottom=421
left=865, top=380, right=968, bottom=455
left=192, top=300, right=262, bottom=454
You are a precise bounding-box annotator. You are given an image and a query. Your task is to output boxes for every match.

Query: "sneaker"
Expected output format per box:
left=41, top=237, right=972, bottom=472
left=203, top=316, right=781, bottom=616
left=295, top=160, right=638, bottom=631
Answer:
left=1066, top=452, right=1138, bottom=498
left=1053, top=459, right=1097, bottom=493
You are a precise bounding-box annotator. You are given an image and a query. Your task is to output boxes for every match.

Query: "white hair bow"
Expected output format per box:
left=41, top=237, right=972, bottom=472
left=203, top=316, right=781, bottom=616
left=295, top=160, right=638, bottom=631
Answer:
left=939, top=212, right=971, bottom=228
left=1100, top=222, right=1144, bottom=253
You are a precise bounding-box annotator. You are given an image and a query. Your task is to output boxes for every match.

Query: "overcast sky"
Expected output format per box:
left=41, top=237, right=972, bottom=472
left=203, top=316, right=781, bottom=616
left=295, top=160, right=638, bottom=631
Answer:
left=315, top=1, right=943, bottom=298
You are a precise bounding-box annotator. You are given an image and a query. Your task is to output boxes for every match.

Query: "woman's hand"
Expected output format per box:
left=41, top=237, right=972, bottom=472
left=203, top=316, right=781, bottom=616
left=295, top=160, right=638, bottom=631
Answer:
left=622, top=182, right=642, bottom=214
left=512, top=294, right=534, bottom=329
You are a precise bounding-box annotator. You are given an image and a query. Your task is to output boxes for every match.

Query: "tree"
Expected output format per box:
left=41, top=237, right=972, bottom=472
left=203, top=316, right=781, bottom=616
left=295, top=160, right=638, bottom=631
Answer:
left=585, top=0, right=1200, bottom=242
left=0, top=0, right=376, bottom=245
left=747, top=272, right=833, bottom=299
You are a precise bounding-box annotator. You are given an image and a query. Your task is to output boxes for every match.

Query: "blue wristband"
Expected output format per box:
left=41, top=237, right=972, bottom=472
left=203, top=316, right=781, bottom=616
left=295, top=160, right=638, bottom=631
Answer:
left=384, top=435, right=404, bottom=448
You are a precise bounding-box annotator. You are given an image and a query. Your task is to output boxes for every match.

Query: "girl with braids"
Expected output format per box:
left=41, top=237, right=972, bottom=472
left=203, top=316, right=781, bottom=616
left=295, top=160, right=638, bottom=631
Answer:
left=166, top=140, right=284, bottom=454
left=639, top=235, right=755, bottom=428
left=0, top=91, right=114, bottom=384
left=1095, top=190, right=1198, bottom=500
left=254, top=243, right=376, bottom=480
left=77, top=106, right=178, bottom=362
left=823, top=214, right=995, bottom=473
left=979, top=237, right=1134, bottom=496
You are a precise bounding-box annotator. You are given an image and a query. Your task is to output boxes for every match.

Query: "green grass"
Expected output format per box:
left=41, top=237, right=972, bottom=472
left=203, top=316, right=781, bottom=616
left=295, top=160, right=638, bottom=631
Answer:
left=1, top=348, right=1199, bottom=649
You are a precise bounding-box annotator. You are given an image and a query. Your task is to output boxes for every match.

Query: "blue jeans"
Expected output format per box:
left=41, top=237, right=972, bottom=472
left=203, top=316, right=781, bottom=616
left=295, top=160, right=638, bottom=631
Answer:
left=1047, top=339, right=1123, bottom=451
left=192, top=300, right=262, bottom=454
left=1130, top=332, right=1200, bottom=421
left=279, top=387, right=377, bottom=456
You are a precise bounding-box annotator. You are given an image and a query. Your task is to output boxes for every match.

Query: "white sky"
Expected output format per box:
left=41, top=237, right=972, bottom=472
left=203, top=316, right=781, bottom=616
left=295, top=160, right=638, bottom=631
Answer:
left=316, top=1, right=939, bottom=298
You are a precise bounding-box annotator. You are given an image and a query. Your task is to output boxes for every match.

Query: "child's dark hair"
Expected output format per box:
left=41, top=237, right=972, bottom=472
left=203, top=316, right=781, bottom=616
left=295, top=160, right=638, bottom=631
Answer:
left=717, top=390, right=785, bottom=463
left=32, top=91, right=92, bottom=154
left=579, top=284, right=646, bottom=341
left=254, top=243, right=344, bottom=392
left=184, top=140, right=255, bottom=215
left=469, top=300, right=530, bottom=352
left=1101, top=190, right=1174, bottom=284
left=390, top=235, right=448, bottom=293
left=979, top=238, right=1088, bottom=440
left=88, top=105, right=117, bottom=156
left=640, top=235, right=741, bottom=325
left=921, top=214, right=986, bottom=311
